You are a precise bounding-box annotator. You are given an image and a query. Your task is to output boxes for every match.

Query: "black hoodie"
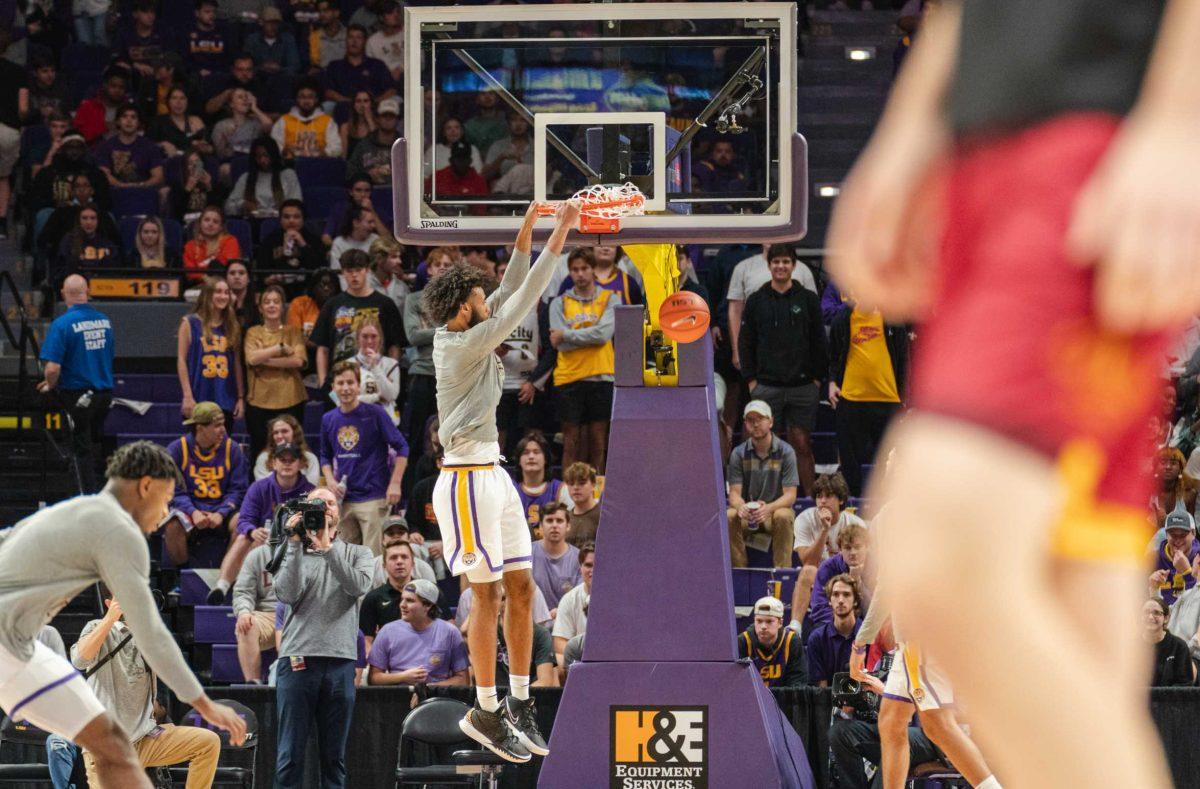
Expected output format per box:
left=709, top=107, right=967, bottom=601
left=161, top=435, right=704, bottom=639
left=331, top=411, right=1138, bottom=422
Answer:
left=739, top=280, right=828, bottom=387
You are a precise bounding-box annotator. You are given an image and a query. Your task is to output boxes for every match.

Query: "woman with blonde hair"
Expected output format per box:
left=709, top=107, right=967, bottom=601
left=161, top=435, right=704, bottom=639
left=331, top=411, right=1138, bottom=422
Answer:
left=244, top=284, right=307, bottom=458
left=351, top=316, right=400, bottom=424
left=129, top=216, right=180, bottom=269
left=177, top=276, right=244, bottom=421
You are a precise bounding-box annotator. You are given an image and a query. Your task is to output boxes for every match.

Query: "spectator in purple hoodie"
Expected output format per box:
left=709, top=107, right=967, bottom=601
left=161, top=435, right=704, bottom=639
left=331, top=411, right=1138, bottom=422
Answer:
left=208, top=442, right=316, bottom=605
left=808, top=522, right=872, bottom=632
left=320, top=360, right=409, bottom=556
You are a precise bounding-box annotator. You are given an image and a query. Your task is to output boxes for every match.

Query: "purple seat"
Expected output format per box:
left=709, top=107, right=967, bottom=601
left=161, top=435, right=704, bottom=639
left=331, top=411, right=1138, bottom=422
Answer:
left=731, top=568, right=754, bottom=607
left=193, top=605, right=236, bottom=644
left=258, top=216, right=280, bottom=242
left=180, top=569, right=210, bottom=607
left=112, top=373, right=183, bottom=401
left=111, top=187, right=160, bottom=219
left=304, top=186, right=343, bottom=221
left=106, top=403, right=249, bottom=435
left=227, top=154, right=249, bottom=185
left=371, top=187, right=393, bottom=223
left=225, top=218, right=253, bottom=258
left=211, top=644, right=276, bottom=682
left=294, top=157, right=346, bottom=189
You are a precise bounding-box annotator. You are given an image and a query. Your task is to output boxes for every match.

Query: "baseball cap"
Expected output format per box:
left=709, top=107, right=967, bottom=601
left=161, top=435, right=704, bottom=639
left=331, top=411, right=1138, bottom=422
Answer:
left=183, top=402, right=225, bottom=426
left=377, top=97, right=400, bottom=116
left=382, top=516, right=409, bottom=537
left=753, top=596, right=785, bottom=620
left=448, top=140, right=472, bottom=161
left=273, top=442, right=301, bottom=461
left=404, top=579, right=441, bottom=614
left=1165, top=507, right=1195, bottom=533
left=744, top=400, right=772, bottom=420
left=260, top=6, right=283, bottom=21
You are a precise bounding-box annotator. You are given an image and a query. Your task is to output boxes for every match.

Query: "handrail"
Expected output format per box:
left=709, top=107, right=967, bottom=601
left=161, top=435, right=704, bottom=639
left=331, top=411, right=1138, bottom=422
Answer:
left=0, top=270, right=40, bottom=443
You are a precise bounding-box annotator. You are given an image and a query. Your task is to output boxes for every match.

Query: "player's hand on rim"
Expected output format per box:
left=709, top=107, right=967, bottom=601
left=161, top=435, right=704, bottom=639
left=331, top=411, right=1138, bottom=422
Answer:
left=1067, top=112, right=1200, bottom=333
left=557, top=198, right=582, bottom=226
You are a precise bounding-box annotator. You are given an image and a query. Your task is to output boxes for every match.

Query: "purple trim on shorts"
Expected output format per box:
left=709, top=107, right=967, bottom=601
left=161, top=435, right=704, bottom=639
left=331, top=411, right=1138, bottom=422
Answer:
left=882, top=693, right=912, bottom=704
left=447, top=471, right=462, bottom=570
left=503, top=555, right=532, bottom=565
left=9, top=671, right=81, bottom=719
left=920, top=666, right=944, bottom=707
left=468, top=471, right=500, bottom=572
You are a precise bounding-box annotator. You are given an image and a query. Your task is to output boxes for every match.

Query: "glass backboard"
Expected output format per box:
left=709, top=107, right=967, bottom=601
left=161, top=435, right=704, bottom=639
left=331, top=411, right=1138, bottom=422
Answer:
left=394, top=2, right=807, bottom=245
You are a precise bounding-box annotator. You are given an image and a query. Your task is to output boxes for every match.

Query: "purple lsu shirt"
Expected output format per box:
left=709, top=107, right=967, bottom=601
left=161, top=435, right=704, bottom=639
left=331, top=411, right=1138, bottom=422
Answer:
left=367, top=619, right=468, bottom=682
left=1155, top=538, right=1200, bottom=605
left=531, top=541, right=581, bottom=610
left=517, top=479, right=564, bottom=534
left=319, top=402, right=409, bottom=503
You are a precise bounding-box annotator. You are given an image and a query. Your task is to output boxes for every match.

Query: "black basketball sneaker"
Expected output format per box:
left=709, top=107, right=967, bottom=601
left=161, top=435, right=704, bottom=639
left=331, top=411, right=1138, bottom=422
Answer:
left=504, top=695, right=550, bottom=756
left=460, top=703, right=531, bottom=763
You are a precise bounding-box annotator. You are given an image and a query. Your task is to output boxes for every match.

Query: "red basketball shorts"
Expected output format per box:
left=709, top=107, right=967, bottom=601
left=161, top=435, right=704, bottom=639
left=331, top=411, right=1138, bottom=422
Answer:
left=910, top=113, right=1178, bottom=563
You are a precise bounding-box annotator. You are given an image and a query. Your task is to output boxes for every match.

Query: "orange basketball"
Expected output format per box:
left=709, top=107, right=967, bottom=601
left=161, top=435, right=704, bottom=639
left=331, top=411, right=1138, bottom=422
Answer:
left=658, top=291, right=710, bottom=343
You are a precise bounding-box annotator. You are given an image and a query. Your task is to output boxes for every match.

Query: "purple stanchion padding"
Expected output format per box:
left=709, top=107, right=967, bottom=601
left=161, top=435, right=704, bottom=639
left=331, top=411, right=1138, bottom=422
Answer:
left=539, top=312, right=814, bottom=788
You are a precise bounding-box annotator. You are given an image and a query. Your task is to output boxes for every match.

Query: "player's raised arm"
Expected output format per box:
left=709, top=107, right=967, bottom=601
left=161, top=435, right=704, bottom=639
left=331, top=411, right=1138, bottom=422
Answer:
left=1067, top=0, right=1200, bottom=332
left=488, top=202, right=544, bottom=313
left=464, top=200, right=580, bottom=351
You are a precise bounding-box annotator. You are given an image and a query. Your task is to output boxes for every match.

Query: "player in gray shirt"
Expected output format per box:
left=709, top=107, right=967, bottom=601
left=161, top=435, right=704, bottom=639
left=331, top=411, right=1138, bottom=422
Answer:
left=422, top=200, right=578, bottom=762
left=0, top=442, right=245, bottom=789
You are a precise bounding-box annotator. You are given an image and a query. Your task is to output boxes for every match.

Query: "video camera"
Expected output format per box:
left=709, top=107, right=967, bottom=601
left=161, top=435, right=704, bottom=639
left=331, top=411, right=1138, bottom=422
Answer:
left=830, top=652, right=893, bottom=723
left=264, top=499, right=328, bottom=574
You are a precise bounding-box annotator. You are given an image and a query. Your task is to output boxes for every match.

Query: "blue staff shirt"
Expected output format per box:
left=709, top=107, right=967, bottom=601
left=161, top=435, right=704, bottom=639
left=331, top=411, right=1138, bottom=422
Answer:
left=40, top=304, right=114, bottom=391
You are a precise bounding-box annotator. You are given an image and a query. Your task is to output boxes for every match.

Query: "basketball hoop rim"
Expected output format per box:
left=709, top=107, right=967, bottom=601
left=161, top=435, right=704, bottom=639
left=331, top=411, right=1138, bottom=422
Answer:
left=534, top=182, right=648, bottom=220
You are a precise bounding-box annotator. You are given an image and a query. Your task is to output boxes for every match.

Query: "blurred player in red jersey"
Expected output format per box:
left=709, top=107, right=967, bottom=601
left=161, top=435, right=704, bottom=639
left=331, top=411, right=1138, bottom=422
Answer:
left=829, top=1, right=1200, bottom=786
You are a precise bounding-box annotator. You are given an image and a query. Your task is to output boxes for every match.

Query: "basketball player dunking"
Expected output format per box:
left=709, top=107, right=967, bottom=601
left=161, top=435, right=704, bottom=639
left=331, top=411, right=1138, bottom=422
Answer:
left=830, top=2, right=1200, bottom=786
left=0, top=443, right=246, bottom=788
left=423, top=200, right=579, bottom=762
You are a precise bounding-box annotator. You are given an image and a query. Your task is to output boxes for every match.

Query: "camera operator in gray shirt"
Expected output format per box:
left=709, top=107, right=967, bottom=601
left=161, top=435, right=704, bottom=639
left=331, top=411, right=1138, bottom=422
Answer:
left=272, top=488, right=374, bottom=789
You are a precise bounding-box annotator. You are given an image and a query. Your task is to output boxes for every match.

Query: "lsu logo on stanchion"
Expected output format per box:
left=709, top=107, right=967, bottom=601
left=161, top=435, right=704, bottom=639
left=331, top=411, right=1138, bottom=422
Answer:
left=610, top=705, right=707, bottom=789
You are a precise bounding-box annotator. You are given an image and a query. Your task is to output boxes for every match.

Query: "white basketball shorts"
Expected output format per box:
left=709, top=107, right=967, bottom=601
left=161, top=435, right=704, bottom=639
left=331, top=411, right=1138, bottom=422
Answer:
left=882, top=641, right=954, bottom=712
left=433, top=462, right=532, bottom=584
left=0, top=640, right=106, bottom=740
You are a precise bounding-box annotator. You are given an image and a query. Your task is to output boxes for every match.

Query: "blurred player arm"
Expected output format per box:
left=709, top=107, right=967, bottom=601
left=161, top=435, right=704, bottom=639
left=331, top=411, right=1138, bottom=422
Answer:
left=1067, top=0, right=1200, bottom=331
left=826, top=1, right=960, bottom=317
left=854, top=580, right=889, bottom=649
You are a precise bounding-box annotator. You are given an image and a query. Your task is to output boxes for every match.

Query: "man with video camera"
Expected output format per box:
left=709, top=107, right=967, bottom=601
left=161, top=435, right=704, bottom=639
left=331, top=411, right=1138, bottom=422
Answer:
left=272, top=488, right=374, bottom=789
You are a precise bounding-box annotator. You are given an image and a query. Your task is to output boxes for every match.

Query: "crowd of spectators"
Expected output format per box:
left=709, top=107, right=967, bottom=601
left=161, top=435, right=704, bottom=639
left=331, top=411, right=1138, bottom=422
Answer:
left=15, top=1, right=1197, bottom=786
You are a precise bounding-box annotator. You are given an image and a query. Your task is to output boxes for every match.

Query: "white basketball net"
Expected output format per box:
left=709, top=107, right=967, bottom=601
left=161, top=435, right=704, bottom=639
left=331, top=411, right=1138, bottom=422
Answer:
left=572, top=182, right=647, bottom=219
